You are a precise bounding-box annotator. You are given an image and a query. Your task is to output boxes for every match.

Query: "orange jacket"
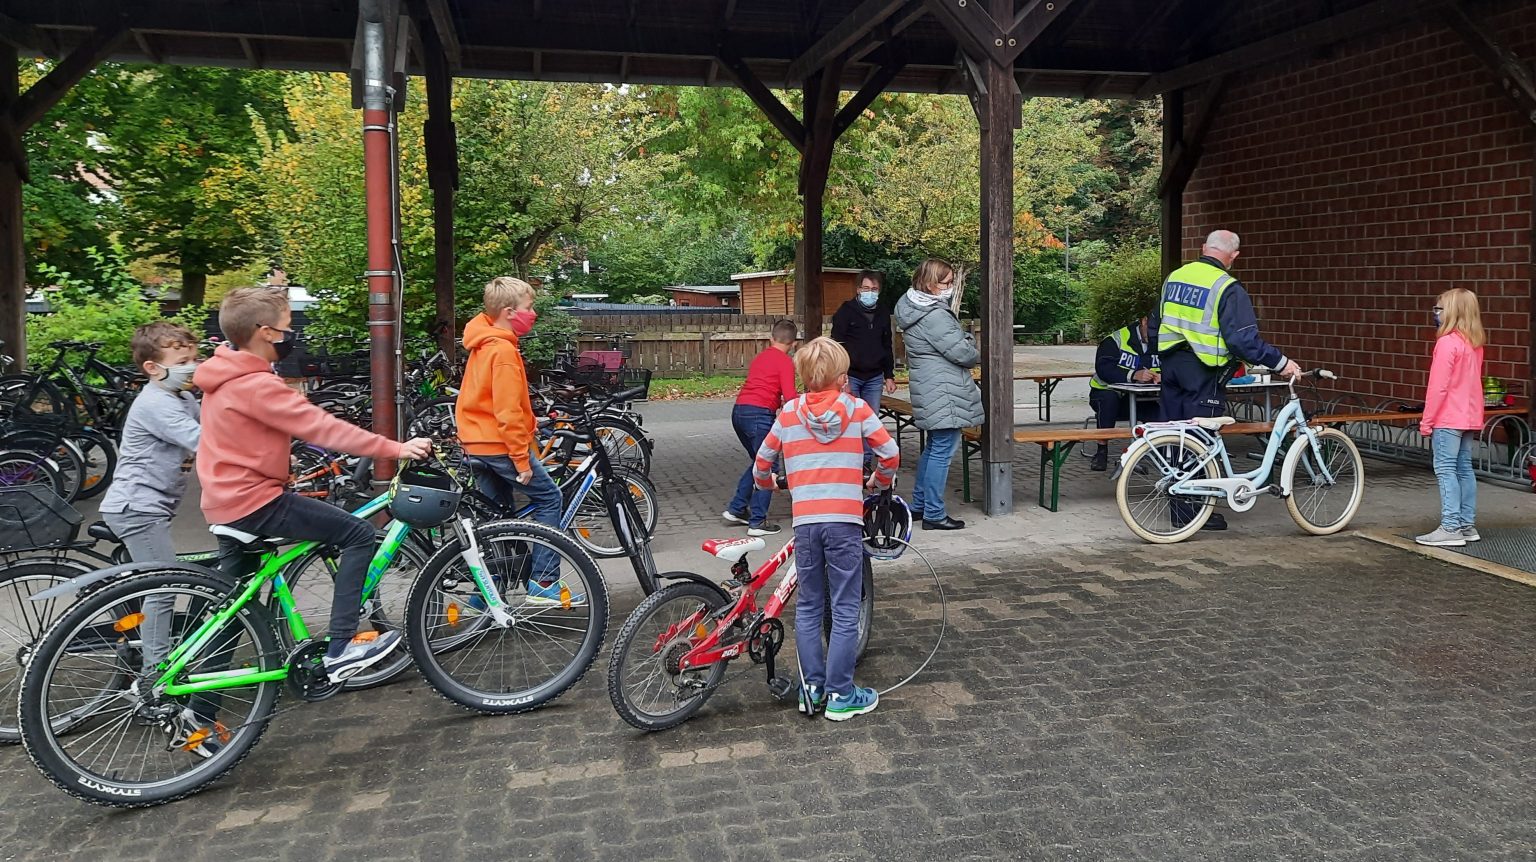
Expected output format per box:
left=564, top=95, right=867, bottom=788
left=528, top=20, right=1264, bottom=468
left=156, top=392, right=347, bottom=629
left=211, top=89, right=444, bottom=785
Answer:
left=455, top=313, right=537, bottom=471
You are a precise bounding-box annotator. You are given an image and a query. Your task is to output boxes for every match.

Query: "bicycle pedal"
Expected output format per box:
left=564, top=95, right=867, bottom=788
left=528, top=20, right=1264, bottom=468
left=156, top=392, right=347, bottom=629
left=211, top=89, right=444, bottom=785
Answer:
left=766, top=676, right=795, bottom=701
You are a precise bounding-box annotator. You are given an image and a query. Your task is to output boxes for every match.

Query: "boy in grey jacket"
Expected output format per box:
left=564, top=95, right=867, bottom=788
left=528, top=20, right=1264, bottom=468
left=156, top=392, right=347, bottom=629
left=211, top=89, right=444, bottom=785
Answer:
left=99, top=321, right=202, bottom=668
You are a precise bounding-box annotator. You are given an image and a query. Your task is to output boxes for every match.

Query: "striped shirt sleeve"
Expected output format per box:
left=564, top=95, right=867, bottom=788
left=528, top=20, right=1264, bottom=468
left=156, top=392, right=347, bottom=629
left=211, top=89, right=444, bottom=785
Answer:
left=752, top=411, right=787, bottom=490
left=856, top=401, right=899, bottom=489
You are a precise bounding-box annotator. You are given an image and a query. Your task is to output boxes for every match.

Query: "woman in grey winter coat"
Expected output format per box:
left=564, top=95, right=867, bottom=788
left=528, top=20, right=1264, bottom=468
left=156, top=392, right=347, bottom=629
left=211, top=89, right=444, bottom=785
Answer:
left=893, top=258, right=983, bottom=530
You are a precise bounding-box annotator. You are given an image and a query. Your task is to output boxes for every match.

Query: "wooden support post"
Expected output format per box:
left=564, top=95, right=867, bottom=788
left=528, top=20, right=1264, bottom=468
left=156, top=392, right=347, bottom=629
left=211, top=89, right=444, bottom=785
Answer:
left=796, top=64, right=842, bottom=338
left=1160, top=89, right=1185, bottom=278
left=415, top=0, right=459, bottom=359
left=0, top=49, right=21, bottom=368
left=974, top=0, right=1019, bottom=517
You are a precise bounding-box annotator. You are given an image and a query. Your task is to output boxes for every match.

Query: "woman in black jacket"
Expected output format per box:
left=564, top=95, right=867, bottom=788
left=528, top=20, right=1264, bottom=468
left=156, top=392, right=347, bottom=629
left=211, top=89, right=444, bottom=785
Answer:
left=830, top=269, right=896, bottom=415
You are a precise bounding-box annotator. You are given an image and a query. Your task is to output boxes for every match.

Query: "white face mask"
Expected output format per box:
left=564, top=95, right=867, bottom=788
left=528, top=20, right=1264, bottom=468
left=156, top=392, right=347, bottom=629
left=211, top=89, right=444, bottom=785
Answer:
left=936, top=287, right=955, bottom=301
left=155, top=363, right=198, bottom=392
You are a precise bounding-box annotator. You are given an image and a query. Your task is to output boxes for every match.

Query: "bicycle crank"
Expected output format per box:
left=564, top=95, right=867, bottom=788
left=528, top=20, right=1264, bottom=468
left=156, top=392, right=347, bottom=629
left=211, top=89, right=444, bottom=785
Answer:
left=285, top=640, right=342, bottom=702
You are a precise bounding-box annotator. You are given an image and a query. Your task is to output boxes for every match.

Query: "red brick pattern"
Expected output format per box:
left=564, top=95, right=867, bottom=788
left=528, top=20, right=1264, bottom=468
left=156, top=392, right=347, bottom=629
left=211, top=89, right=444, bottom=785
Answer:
left=1182, top=6, right=1535, bottom=402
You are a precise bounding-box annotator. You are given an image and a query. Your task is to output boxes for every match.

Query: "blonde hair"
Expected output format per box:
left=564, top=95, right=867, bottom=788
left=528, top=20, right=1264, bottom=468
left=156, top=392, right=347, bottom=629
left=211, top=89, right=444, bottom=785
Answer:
left=794, top=336, right=849, bottom=392
left=912, top=258, right=955, bottom=294
left=1436, top=288, right=1485, bottom=348
left=219, top=287, right=289, bottom=346
left=483, top=276, right=534, bottom=317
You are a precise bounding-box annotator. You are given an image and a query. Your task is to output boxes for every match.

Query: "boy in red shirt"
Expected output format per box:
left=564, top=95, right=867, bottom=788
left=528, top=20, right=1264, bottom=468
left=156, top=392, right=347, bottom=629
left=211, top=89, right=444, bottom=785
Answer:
left=722, top=319, right=798, bottom=536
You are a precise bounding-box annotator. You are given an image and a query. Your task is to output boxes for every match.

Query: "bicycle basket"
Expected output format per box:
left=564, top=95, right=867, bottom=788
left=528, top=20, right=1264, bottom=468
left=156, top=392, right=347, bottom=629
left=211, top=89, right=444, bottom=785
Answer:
left=616, top=367, right=652, bottom=401
left=0, top=485, right=82, bottom=551
left=389, top=464, right=463, bottom=527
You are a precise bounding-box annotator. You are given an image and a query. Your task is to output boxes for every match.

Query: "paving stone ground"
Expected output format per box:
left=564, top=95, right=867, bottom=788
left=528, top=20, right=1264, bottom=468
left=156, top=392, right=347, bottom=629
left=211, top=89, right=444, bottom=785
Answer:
left=7, top=359, right=1535, bottom=861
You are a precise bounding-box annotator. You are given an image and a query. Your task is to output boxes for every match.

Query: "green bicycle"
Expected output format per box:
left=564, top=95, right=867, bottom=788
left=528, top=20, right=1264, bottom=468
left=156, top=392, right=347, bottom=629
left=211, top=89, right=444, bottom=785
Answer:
left=17, top=464, right=606, bottom=807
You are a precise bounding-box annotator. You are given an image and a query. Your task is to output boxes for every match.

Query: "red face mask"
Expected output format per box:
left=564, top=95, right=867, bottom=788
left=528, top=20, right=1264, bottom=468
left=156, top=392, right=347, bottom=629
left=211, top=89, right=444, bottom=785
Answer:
left=510, top=308, right=537, bottom=336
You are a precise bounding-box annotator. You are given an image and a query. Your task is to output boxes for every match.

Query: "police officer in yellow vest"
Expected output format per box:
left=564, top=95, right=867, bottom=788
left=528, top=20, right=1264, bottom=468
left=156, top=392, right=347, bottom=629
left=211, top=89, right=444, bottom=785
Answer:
left=1088, top=315, right=1160, bottom=472
left=1159, top=229, right=1300, bottom=530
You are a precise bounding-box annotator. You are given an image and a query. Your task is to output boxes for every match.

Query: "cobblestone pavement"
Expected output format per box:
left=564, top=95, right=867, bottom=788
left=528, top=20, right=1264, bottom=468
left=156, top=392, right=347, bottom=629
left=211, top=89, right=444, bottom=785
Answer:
left=15, top=382, right=1532, bottom=861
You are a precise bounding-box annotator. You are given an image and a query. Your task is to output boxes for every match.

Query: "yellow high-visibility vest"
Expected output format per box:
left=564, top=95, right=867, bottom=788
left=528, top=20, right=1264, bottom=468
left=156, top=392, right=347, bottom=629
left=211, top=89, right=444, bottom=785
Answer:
left=1090, top=326, right=1160, bottom=389
left=1158, top=260, right=1236, bottom=367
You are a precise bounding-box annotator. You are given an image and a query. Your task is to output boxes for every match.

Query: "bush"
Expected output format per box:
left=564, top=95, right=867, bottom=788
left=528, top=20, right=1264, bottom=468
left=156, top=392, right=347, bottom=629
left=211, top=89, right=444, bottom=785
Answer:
left=1081, top=246, right=1163, bottom=340
left=26, top=294, right=168, bottom=367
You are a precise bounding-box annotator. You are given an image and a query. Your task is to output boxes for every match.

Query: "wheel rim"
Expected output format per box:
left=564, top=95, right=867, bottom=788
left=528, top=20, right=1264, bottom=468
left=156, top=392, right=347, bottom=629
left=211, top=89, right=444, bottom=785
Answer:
left=30, top=585, right=275, bottom=791
left=0, top=569, right=74, bottom=737
left=571, top=475, right=655, bottom=556
left=1120, top=441, right=1214, bottom=537
left=614, top=589, right=723, bottom=722
left=1290, top=434, right=1360, bottom=529
left=281, top=541, right=428, bottom=688
left=416, top=532, right=600, bottom=701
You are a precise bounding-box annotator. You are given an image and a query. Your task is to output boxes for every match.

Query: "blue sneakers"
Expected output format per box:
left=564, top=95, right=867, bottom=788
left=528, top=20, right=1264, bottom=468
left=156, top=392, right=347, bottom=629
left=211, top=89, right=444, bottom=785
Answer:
left=824, top=686, right=879, bottom=721
left=526, top=579, right=586, bottom=607
left=798, top=684, right=825, bottom=715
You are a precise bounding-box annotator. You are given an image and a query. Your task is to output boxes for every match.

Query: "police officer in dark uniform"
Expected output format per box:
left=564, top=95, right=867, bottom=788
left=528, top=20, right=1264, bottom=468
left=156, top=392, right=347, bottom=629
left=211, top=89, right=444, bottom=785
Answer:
left=1088, top=314, right=1160, bottom=471
left=1158, top=229, right=1299, bottom=530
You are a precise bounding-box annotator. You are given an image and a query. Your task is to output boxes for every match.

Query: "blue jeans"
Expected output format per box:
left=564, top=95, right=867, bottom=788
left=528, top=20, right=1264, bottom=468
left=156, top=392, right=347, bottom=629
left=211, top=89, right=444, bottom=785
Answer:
left=1431, top=428, right=1477, bottom=530
left=911, top=427, right=961, bottom=521
left=727, top=405, right=777, bottom=526
left=793, top=522, right=864, bottom=697
left=847, top=374, right=886, bottom=458
left=466, top=454, right=564, bottom=582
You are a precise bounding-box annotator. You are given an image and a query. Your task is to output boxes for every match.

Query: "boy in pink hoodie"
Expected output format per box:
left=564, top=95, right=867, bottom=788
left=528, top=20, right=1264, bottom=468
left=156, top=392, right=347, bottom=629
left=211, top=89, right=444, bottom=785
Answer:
left=195, top=287, right=432, bottom=682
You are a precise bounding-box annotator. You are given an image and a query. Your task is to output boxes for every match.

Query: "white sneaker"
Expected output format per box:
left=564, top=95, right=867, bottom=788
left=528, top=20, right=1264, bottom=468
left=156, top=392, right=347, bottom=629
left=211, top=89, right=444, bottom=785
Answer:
left=1415, top=527, right=1466, bottom=547
left=1461, top=526, right=1481, bottom=542
left=721, top=509, right=750, bottom=526
left=322, top=630, right=403, bottom=683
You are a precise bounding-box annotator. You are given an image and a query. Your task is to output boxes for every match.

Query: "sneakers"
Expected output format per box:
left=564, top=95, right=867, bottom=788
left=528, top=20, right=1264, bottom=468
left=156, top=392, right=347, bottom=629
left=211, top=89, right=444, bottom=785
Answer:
left=824, top=686, right=879, bottom=721
left=323, top=629, right=403, bottom=683
left=798, top=684, right=825, bottom=715
left=747, top=522, right=782, bottom=537
left=1461, top=525, right=1481, bottom=542
left=1415, top=527, right=1467, bottom=547
left=171, top=708, right=229, bottom=759
left=526, top=579, right=587, bottom=607
left=721, top=509, right=750, bottom=526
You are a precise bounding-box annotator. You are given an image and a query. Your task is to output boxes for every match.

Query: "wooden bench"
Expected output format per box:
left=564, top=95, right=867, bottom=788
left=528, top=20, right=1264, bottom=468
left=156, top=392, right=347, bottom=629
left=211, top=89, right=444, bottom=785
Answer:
left=968, top=368, right=1094, bottom=421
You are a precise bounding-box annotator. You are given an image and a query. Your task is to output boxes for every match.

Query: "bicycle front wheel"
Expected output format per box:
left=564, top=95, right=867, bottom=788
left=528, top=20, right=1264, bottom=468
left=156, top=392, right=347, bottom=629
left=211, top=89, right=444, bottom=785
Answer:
left=1283, top=427, right=1365, bottom=535
left=594, top=418, right=651, bottom=476
left=569, top=468, right=659, bottom=559
left=607, top=580, right=730, bottom=731
left=1116, top=433, right=1221, bottom=544
left=19, top=569, right=283, bottom=807
left=405, top=520, right=608, bottom=714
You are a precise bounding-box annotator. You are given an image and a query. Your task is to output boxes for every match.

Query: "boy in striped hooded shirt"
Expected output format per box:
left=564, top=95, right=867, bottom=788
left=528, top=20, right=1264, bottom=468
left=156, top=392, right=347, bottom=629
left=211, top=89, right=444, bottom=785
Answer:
left=753, top=337, right=899, bottom=720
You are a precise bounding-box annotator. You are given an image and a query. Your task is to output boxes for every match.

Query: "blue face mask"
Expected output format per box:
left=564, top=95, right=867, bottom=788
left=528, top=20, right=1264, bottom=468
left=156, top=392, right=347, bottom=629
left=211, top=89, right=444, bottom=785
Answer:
left=858, top=291, right=879, bottom=309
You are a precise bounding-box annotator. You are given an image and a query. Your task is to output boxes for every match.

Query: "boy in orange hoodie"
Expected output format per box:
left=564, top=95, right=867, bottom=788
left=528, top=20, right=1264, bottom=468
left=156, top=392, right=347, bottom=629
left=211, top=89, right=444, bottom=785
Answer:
left=195, top=288, right=432, bottom=686
left=455, top=277, right=567, bottom=601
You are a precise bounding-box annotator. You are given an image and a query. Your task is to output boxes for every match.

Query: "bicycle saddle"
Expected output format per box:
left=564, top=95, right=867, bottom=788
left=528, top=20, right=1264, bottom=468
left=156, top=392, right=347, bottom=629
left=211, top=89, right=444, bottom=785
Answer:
left=209, top=524, right=280, bottom=547
left=702, top=536, right=765, bottom=562
left=87, top=521, right=119, bottom=543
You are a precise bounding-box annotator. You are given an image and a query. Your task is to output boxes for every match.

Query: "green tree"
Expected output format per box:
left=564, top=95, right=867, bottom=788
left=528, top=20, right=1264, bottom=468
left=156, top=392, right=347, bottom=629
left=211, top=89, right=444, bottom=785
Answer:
left=103, top=66, right=289, bottom=307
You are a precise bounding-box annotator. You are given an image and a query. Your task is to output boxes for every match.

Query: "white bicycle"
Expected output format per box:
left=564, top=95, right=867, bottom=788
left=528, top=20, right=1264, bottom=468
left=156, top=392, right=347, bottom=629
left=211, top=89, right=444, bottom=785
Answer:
left=1114, top=369, right=1365, bottom=544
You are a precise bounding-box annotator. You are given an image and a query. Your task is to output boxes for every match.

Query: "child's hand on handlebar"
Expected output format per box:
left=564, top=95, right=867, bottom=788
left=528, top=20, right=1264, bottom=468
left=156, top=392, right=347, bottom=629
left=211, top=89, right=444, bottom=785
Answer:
left=399, top=437, right=434, bottom=460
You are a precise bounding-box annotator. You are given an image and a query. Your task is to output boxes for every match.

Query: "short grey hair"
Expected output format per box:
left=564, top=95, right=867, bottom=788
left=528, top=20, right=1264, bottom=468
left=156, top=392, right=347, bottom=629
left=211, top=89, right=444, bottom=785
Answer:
left=1205, top=230, right=1240, bottom=254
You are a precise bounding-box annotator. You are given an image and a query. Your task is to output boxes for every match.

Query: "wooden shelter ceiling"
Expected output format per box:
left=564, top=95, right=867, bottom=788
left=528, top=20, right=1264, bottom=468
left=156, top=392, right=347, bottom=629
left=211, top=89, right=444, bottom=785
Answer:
left=0, top=0, right=1432, bottom=99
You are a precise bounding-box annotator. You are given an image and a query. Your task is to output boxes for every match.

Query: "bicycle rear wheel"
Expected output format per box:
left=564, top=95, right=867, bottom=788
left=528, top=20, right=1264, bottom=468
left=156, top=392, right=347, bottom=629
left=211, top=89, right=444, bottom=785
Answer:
left=0, top=559, right=85, bottom=743
left=594, top=418, right=651, bottom=476
left=1116, top=434, right=1221, bottom=543
left=19, top=569, right=283, bottom=807
left=1283, top=427, right=1365, bottom=535
left=405, top=520, right=608, bottom=714
left=607, top=580, right=730, bottom=731
left=67, top=429, right=117, bottom=500
left=821, top=556, right=875, bottom=660
left=0, top=448, right=66, bottom=498
left=569, top=468, right=659, bottom=559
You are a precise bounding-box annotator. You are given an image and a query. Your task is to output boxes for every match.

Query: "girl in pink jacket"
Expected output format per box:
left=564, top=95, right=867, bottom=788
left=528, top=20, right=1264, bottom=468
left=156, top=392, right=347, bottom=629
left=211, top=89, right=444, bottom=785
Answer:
left=1415, top=288, right=1486, bottom=547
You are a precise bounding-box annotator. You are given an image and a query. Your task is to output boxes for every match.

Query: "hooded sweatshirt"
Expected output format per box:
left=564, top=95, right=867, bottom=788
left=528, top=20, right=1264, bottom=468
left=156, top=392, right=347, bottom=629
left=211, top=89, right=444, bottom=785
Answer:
left=752, top=390, right=898, bottom=527
left=194, top=344, right=407, bottom=524
left=456, top=313, right=538, bottom=471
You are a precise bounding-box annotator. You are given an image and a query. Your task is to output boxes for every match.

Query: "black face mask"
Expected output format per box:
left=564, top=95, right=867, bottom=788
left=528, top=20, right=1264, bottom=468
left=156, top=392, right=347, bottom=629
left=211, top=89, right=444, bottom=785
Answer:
left=271, top=328, right=298, bottom=361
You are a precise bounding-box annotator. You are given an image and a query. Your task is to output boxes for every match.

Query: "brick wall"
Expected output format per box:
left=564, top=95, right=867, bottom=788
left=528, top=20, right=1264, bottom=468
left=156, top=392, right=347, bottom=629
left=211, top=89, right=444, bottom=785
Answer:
left=1182, top=4, right=1535, bottom=402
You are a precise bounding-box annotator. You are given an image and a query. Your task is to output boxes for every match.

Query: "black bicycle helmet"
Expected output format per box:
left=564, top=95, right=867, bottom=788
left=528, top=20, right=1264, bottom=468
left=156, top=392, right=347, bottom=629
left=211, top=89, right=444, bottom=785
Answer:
left=862, top=489, right=912, bottom=560
left=390, top=464, right=462, bottom=527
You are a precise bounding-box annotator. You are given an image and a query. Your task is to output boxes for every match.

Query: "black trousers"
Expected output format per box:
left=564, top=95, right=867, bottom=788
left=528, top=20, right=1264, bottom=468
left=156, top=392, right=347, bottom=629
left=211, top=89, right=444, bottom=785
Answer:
left=1157, top=348, right=1224, bottom=421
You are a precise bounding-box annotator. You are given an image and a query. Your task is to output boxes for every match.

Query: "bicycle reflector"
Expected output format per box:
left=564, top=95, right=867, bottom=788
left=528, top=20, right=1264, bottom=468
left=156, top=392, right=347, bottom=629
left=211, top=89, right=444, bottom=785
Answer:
left=862, top=490, right=912, bottom=561
left=389, top=465, right=462, bottom=527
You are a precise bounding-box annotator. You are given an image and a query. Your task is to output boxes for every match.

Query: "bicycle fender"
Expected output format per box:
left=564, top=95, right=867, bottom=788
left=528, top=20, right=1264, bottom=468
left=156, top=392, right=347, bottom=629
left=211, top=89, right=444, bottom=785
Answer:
left=656, top=571, right=730, bottom=602
left=29, top=560, right=225, bottom=603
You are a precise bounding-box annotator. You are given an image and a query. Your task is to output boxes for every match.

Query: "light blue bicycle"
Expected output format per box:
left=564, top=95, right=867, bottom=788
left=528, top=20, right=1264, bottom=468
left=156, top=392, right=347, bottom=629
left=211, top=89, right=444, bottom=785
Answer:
left=1114, top=369, right=1365, bottom=543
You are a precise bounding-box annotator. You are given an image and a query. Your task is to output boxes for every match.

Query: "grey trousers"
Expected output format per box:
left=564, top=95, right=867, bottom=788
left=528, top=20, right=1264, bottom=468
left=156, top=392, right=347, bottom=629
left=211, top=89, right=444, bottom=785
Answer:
left=100, top=509, right=177, bottom=668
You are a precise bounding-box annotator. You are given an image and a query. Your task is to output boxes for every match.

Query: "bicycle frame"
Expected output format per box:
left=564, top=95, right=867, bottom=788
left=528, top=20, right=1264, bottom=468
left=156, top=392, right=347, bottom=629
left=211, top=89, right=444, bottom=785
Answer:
left=668, top=539, right=798, bottom=672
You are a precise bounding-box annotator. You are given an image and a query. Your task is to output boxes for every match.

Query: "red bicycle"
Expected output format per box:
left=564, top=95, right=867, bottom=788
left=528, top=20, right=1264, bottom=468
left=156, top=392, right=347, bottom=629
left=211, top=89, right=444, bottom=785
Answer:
left=606, top=530, right=873, bottom=731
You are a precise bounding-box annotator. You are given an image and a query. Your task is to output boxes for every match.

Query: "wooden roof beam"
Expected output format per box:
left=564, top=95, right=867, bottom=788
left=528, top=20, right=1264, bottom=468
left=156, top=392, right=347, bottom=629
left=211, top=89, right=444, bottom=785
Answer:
left=133, top=30, right=162, bottom=64
left=716, top=48, right=806, bottom=153
left=424, top=0, right=461, bottom=68
left=926, top=0, right=1078, bottom=67
left=0, top=12, right=58, bottom=58
left=10, top=23, right=127, bottom=130
left=1442, top=3, right=1536, bottom=127
left=785, top=0, right=908, bottom=84
left=238, top=35, right=264, bottom=68
left=833, top=57, right=905, bottom=137
left=1157, top=74, right=1227, bottom=196
left=848, top=1, right=927, bottom=64
left=1138, top=0, right=1452, bottom=97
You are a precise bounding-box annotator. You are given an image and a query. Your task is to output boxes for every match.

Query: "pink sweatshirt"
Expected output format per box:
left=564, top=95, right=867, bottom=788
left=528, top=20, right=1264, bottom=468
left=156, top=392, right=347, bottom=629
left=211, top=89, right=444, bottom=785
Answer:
left=194, top=345, right=406, bottom=524
left=1421, top=331, right=1485, bottom=436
